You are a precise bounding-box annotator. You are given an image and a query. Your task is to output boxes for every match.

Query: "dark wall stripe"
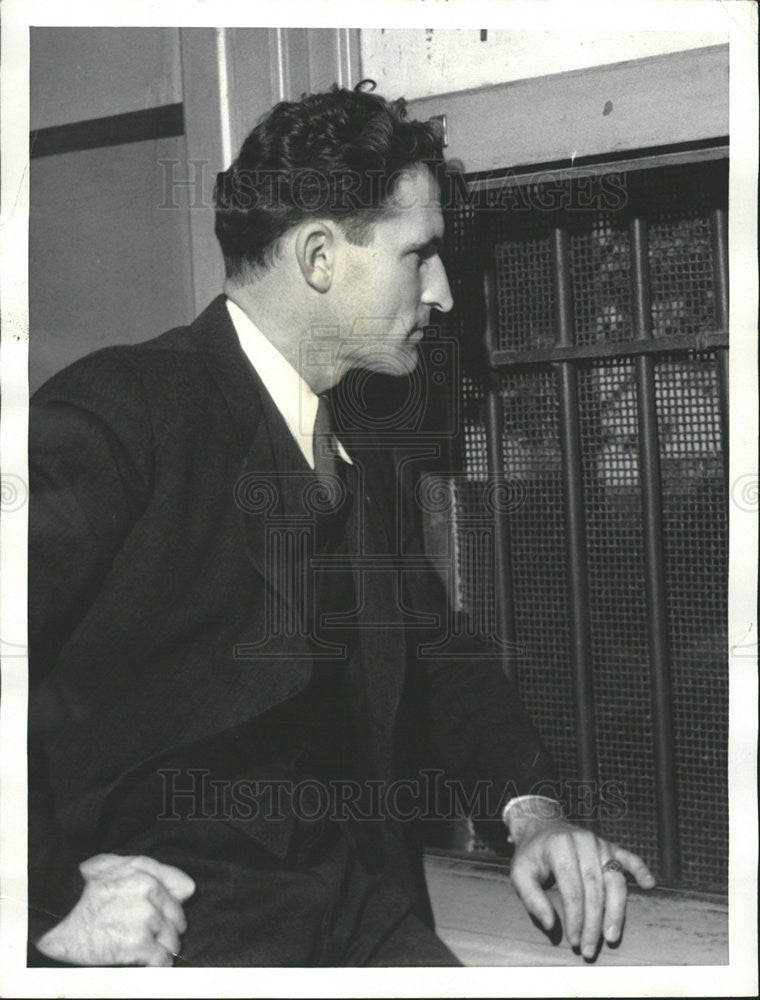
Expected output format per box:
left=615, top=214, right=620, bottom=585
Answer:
left=30, top=103, right=185, bottom=159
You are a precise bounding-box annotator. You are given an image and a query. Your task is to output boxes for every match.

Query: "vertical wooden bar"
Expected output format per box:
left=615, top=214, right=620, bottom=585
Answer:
left=307, top=28, right=361, bottom=91
left=630, top=217, right=681, bottom=882
left=180, top=28, right=362, bottom=313
left=178, top=28, right=229, bottom=314
left=551, top=228, right=599, bottom=818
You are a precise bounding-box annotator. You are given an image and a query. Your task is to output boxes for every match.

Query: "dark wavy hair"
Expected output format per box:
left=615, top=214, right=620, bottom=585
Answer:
left=214, top=81, right=446, bottom=279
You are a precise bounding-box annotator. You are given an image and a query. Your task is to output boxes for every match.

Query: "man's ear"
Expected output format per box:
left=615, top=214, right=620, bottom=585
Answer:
left=294, top=221, right=336, bottom=293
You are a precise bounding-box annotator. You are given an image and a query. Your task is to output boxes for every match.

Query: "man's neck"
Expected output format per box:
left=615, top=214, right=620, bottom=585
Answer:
left=223, top=278, right=340, bottom=395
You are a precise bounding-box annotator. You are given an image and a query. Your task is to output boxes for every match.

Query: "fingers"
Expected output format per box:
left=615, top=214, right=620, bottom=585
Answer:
left=613, top=846, right=657, bottom=889
left=601, top=844, right=655, bottom=944
left=79, top=852, right=128, bottom=878
left=574, top=833, right=605, bottom=958
left=79, top=853, right=196, bottom=901
left=81, top=853, right=196, bottom=903
left=132, top=895, right=181, bottom=965
left=132, top=856, right=196, bottom=902
left=509, top=857, right=557, bottom=933
left=600, top=854, right=628, bottom=944
left=126, top=893, right=180, bottom=965
left=130, top=891, right=179, bottom=961
left=560, top=837, right=654, bottom=954
left=141, top=874, right=188, bottom=960
left=142, top=940, right=175, bottom=968
left=149, top=882, right=188, bottom=935
left=548, top=839, right=585, bottom=949
left=153, top=920, right=181, bottom=958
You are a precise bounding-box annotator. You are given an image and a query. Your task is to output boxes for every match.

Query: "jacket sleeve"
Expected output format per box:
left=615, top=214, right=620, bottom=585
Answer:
left=27, top=353, right=154, bottom=952
left=396, top=453, right=558, bottom=847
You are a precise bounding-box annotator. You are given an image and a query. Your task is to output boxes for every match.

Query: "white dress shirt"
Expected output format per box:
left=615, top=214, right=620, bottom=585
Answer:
left=226, top=297, right=351, bottom=469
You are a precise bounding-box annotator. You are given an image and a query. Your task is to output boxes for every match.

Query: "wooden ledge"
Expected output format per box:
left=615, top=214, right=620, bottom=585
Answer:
left=424, top=851, right=728, bottom=966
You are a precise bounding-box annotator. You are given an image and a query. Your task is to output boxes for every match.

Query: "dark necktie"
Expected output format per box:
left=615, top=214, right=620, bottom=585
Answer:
left=311, top=394, right=356, bottom=649
left=313, top=394, right=354, bottom=518
left=313, top=394, right=340, bottom=490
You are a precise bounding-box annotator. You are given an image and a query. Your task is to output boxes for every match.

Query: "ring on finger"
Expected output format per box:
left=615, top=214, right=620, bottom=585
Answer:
left=601, top=858, right=624, bottom=874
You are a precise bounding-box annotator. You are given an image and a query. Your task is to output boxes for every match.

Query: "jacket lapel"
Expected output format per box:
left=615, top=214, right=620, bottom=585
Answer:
left=188, top=296, right=315, bottom=644
left=186, top=299, right=409, bottom=751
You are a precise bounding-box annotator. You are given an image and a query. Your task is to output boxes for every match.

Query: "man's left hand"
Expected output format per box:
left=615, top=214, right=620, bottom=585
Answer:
left=509, top=815, right=656, bottom=959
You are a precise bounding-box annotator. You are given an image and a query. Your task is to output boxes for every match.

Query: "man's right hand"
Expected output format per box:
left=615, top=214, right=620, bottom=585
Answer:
left=35, top=853, right=196, bottom=967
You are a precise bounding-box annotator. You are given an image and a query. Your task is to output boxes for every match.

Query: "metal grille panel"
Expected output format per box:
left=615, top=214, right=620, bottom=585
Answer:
left=655, top=353, right=727, bottom=889
left=442, top=158, right=728, bottom=891
left=649, top=217, right=717, bottom=337
left=578, top=360, right=660, bottom=873
left=495, top=236, right=555, bottom=350
left=501, top=370, right=577, bottom=779
left=571, top=215, right=633, bottom=344
left=454, top=371, right=578, bottom=781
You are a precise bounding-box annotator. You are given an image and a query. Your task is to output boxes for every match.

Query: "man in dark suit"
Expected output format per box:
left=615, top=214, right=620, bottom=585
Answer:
left=28, top=84, right=654, bottom=967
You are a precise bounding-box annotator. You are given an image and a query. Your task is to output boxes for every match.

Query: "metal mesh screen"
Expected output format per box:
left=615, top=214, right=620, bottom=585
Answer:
left=578, top=360, right=660, bottom=873
left=644, top=165, right=720, bottom=338
left=495, top=235, right=556, bottom=350
left=451, top=369, right=578, bottom=781
left=500, top=370, right=578, bottom=780
left=501, top=371, right=575, bottom=776
left=460, top=373, right=489, bottom=481
left=442, top=158, right=728, bottom=891
left=655, top=353, right=727, bottom=888
left=571, top=215, right=634, bottom=344
left=456, top=373, right=491, bottom=626
left=649, top=218, right=717, bottom=337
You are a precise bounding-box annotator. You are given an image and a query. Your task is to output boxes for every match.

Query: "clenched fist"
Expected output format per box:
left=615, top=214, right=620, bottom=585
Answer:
left=35, top=853, right=196, bottom=967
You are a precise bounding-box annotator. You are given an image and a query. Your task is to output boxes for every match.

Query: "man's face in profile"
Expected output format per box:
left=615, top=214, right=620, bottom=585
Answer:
left=333, top=164, right=454, bottom=378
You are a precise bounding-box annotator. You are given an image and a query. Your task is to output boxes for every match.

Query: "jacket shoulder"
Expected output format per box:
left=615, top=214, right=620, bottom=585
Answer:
left=32, top=296, right=233, bottom=409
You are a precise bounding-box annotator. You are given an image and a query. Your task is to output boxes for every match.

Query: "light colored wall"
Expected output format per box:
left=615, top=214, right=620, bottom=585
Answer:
left=30, top=27, right=183, bottom=130
left=29, top=137, right=195, bottom=394
left=359, top=28, right=728, bottom=100
left=29, top=28, right=194, bottom=391
left=406, top=45, right=728, bottom=173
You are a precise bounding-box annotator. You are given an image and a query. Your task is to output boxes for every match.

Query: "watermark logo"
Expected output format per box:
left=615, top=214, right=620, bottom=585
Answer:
left=1, top=474, right=28, bottom=512
left=156, top=770, right=632, bottom=825
left=731, top=473, right=758, bottom=512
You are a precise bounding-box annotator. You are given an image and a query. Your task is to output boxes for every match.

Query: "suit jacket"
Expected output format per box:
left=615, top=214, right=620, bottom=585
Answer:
left=28, top=295, right=555, bottom=947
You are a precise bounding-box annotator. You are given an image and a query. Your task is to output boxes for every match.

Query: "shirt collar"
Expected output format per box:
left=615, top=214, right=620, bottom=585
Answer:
left=225, top=297, right=350, bottom=469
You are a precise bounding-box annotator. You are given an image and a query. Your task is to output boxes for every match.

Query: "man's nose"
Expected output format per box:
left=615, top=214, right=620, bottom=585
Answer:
left=422, top=256, right=454, bottom=314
